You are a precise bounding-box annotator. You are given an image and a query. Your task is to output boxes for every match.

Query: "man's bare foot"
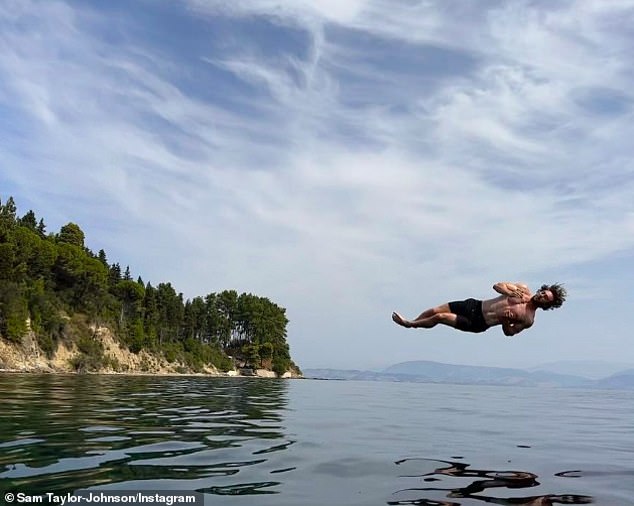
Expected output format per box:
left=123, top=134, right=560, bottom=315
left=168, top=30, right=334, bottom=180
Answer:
left=392, top=311, right=412, bottom=328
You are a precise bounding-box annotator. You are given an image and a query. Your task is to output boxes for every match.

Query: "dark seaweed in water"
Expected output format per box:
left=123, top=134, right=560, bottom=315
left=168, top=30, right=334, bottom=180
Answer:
left=389, top=458, right=593, bottom=505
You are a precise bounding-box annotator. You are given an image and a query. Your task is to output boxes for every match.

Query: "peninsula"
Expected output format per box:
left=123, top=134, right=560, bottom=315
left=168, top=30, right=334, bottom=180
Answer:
left=0, top=196, right=301, bottom=378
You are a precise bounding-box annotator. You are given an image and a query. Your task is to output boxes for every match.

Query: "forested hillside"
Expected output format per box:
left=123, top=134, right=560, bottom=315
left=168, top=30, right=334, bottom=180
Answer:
left=0, top=196, right=298, bottom=376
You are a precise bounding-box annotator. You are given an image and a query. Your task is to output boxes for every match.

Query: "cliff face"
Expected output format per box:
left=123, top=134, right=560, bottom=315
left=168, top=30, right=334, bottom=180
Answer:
left=0, top=326, right=302, bottom=378
left=0, top=326, right=214, bottom=375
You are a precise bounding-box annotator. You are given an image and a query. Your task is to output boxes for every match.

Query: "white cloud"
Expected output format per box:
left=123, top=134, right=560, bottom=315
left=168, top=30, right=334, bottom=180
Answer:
left=187, top=0, right=367, bottom=25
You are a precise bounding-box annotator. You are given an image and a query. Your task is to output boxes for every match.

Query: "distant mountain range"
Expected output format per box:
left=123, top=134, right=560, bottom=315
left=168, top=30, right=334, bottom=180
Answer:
left=303, top=360, right=634, bottom=389
left=527, top=360, right=634, bottom=380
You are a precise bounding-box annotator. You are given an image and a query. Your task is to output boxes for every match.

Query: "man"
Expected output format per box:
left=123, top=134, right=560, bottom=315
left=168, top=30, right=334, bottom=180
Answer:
left=392, top=282, right=566, bottom=336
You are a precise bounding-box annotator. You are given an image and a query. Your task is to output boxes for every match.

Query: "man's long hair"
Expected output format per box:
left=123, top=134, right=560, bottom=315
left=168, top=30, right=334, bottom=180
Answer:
left=540, top=283, right=567, bottom=310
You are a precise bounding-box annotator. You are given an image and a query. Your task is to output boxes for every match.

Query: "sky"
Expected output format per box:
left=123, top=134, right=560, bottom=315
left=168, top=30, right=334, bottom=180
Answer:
left=2, top=0, right=634, bottom=371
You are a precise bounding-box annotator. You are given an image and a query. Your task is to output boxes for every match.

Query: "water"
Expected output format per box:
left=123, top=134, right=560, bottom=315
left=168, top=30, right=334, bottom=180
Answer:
left=1, top=375, right=633, bottom=505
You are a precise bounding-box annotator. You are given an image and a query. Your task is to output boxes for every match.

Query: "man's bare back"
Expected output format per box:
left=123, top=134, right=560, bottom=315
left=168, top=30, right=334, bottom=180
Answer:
left=392, top=281, right=566, bottom=336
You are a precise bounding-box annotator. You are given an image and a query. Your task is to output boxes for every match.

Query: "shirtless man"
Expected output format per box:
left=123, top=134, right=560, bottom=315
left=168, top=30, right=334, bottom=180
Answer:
left=391, top=282, right=567, bottom=336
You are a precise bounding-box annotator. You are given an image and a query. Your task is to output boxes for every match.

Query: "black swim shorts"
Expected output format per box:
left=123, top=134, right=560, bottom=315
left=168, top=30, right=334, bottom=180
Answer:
left=448, top=298, right=490, bottom=333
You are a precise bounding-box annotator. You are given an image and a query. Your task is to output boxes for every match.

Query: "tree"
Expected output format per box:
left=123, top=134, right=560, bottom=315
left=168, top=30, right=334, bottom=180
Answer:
left=36, top=218, right=46, bottom=237
left=0, top=196, right=17, bottom=239
left=97, top=249, right=108, bottom=267
left=182, top=296, right=206, bottom=342
left=142, top=282, right=159, bottom=348
left=241, top=342, right=260, bottom=368
left=0, top=281, right=28, bottom=341
left=0, top=196, right=17, bottom=222
left=260, top=342, right=274, bottom=365
left=108, top=263, right=122, bottom=287
left=19, top=210, right=37, bottom=230
left=11, top=227, right=41, bottom=282
left=217, top=290, right=238, bottom=345
left=75, top=256, right=109, bottom=317
left=0, top=243, right=15, bottom=281
left=114, top=279, right=145, bottom=327
left=58, top=223, right=85, bottom=248
left=53, top=243, right=85, bottom=294
left=155, top=282, right=182, bottom=344
left=28, top=232, right=57, bottom=279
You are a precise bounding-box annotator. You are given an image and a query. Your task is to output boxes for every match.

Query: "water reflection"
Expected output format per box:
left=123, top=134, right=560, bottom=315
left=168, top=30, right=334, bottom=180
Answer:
left=389, top=458, right=593, bottom=505
left=0, top=374, right=291, bottom=497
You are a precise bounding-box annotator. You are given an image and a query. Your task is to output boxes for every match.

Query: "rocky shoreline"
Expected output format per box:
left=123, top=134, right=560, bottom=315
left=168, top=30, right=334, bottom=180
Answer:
left=0, top=326, right=301, bottom=379
left=0, top=367, right=301, bottom=378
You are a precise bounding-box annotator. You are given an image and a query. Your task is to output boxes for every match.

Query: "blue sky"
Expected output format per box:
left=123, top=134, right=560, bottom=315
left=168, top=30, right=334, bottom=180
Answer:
left=2, top=0, right=634, bottom=371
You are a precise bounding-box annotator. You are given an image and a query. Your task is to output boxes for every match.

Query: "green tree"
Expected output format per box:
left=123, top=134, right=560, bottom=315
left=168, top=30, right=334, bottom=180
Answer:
left=0, top=282, right=28, bottom=341
left=217, top=289, right=238, bottom=346
left=0, top=196, right=17, bottom=223
left=108, top=263, right=122, bottom=287
left=76, top=256, right=109, bottom=318
left=58, top=222, right=85, bottom=248
left=142, top=282, right=159, bottom=349
left=29, top=233, right=57, bottom=279
left=0, top=242, right=15, bottom=281
left=0, top=196, right=17, bottom=239
left=114, top=279, right=145, bottom=326
left=155, top=282, right=183, bottom=344
left=19, top=210, right=38, bottom=230
left=260, top=342, right=274, bottom=365
left=36, top=218, right=46, bottom=237
left=53, top=243, right=85, bottom=294
left=241, top=342, right=260, bottom=368
left=97, top=249, right=108, bottom=267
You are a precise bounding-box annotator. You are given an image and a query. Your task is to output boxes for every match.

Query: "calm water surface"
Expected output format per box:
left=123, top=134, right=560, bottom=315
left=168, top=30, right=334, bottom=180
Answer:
left=1, top=374, right=633, bottom=505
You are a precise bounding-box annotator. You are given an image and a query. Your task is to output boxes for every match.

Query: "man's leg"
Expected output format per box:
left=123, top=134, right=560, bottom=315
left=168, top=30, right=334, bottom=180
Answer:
left=413, top=303, right=450, bottom=320
left=408, top=312, right=457, bottom=328
left=392, top=303, right=457, bottom=329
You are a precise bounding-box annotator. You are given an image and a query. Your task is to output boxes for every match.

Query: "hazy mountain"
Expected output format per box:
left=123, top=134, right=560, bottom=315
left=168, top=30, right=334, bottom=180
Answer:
left=382, top=360, right=592, bottom=387
left=301, top=369, right=365, bottom=381
left=304, top=360, right=596, bottom=388
left=527, top=360, right=634, bottom=380
left=594, top=369, right=634, bottom=389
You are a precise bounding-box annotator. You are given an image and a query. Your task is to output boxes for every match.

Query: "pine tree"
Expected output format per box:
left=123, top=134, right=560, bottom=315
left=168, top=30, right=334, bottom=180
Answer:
left=19, top=210, right=38, bottom=230
left=37, top=218, right=46, bottom=237
left=58, top=223, right=85, bottom=248
left=97, top=249, right=108, bottom=267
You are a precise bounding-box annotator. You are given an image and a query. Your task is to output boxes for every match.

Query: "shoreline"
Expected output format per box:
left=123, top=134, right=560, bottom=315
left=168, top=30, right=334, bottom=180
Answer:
left=0, top=367, right=303, bottom=378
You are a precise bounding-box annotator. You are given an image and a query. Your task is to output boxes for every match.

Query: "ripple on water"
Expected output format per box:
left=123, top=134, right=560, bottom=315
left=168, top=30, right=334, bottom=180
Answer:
left=79, top=426, right=121, bottom=433
left=0, top=438, right=45, bottom=449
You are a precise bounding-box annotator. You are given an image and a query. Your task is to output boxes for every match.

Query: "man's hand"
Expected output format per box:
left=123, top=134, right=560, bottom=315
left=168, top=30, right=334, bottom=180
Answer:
left=502, top=320, right=531, bottom=337
left=503, top=321, right=521, bottom=336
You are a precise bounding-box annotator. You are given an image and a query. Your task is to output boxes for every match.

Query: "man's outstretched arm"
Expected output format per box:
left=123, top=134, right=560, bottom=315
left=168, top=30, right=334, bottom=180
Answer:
left=493, top=282, right=531, bottom=300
